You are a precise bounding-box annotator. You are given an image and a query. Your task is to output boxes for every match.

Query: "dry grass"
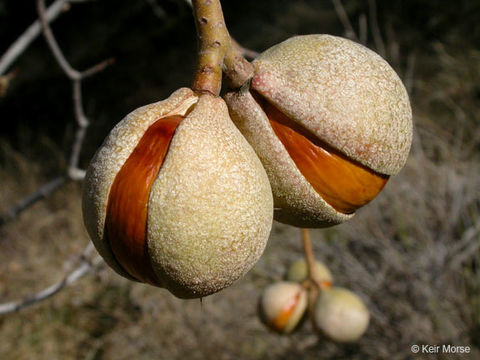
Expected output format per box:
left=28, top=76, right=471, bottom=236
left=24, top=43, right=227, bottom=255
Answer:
left=1, top=27, right=480, bottom=360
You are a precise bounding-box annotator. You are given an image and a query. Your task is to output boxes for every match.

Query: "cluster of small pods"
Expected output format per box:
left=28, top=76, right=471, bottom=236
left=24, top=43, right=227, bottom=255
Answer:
left=259, top=258, right=370, bottom=343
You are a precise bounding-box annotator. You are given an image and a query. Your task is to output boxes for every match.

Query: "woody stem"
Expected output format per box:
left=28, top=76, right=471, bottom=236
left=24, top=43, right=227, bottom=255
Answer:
left=191, top=0, right=230, bottom=95
left=301, top=228, right=317, bottom=286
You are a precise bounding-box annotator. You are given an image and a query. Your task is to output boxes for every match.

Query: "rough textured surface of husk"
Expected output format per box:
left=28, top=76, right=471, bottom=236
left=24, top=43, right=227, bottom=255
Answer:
left=251, top=34, right=412, bottom=176
left=82, top=87, right=196, bottom=279
left=83, top=89, right=273, bottom=298
left=225, top=90, right=352, bottom=228
left=147, top=94, right=273, bottom=298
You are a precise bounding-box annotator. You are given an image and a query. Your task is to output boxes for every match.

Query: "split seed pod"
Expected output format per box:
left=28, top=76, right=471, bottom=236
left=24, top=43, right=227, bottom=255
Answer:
left=259, top=281, right=308, bottom=334
left=286, top=258, right=333, bottom=289
left=225, top=34, right=413, bottom=227
left=82, top=88, right=273, bottom=299
left=313, top=287, right=370, bottom=343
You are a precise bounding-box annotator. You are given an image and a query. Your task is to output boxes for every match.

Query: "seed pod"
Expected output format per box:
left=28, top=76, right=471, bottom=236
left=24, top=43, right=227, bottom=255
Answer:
left=286, top=258, right=333, bottom=289
left=225, top=34, right=412, bottom=227
left=259, top=281, right=308, bottom=334
left=313, top=287, right=370, bottom=342
left=82, top=88, right=273, bottom=299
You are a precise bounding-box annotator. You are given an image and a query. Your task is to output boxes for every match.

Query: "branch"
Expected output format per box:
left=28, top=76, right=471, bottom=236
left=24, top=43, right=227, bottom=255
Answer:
left=358, top=13, right=368, bottom=45
left=191, top=0, right=230, bottom=95
left=37, top=0, right=114, bottom=178
left=367, top=0, right=386, bottom=58
left=223, top=37, right=255, bottom=88
left=301, top=228, right=321, bottom=326
left=230, top=38, right=259, bottom=60
left=301, top=228, right=317, bottom=285
left=331, top=0, right=358, bottom=41
left=184, top=0, right=260, bottom=60
left=0, top=177, right=66, bottom=225
left=0, top=1, right=113, bottom=226
left=0, top=0, right=90, bottom=76
left=0, top=243, right=104, bottom=315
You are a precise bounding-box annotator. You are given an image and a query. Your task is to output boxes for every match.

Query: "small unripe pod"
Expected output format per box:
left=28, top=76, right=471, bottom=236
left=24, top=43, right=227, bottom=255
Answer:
left=225, top=34, right=412, bottom=227
left=286, top=259, right=333, bottom=289
left=313, top=287, right=370, bottom=342
left=258, top=281, right=308, bottom=334
left=82, top=88, right=273, bottom=298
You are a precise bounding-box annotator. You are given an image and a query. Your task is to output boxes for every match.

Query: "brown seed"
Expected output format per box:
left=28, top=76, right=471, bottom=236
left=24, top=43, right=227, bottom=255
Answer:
left=105, top=115, right=183, bottom=285
left=258, top=94, right=389, bottom=214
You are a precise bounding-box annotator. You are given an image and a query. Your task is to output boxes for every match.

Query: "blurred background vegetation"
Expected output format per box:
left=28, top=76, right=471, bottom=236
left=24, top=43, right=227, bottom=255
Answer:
left=1, top=0, right=480, bottom=359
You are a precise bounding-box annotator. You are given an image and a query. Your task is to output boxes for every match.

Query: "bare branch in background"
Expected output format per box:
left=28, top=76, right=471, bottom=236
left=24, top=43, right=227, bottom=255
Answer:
left=367, top=0, right=386, bottom=58
left=0, top=0, right=92, bottom=76
left=0, top=1, right=112, bottom=225
left=231, top=38, right=259, bottom=60
left=447, top=219, right=480, bottom=271
left=386, top=22, right=401, bottom=71
left=330, top=0, right=358, bottom=41
left=145, top=0, right=167, bottom=19
left=358, top=13, right=368, bottom=45
left=0, top=69, right=18, bottom=97
left=0, top=243, right=104, bottom=315
left=0, top=0, right=112, bottom=314
left=0, top=177, right=66, bottom=225
left=404, top=52, right=416, bottom=95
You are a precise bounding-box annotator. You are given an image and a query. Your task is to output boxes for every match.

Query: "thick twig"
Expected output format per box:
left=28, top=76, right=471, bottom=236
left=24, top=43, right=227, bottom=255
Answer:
left=301, top=229, right=321, bottom=326
left=223, top=37, right=255, bottom=88
left=0, top=243, right=104, bottom=315
left=301, top=229, right=317, bottom=284
left=184, top=0, right=260, bottom=64
left=191, top=0, right=230, bottom=95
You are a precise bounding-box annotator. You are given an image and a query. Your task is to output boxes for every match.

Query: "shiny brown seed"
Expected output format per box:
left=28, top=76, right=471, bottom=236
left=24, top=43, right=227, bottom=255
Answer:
left=105, top=115, right=183, bottom=285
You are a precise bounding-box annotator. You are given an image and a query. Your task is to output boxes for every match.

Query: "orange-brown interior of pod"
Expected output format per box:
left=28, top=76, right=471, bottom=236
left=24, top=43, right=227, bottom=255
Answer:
left=269, top=293, right=302, bottom=333
left=254, top=92, right=389, bottom=214
left=104, top=115, right=183, bottom=286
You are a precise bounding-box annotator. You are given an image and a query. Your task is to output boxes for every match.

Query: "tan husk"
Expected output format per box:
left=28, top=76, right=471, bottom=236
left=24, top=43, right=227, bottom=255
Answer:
left=82, top=88, right=273, bottom=298
left=225, top=89, right=352, bottom=227
left=251, top=34, right=412, bottom=175
left=225, top=34, right=412, bottom=227
left=82, top=88, right=197, bottom=279
left=146, top=94, right=273, bottom=298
